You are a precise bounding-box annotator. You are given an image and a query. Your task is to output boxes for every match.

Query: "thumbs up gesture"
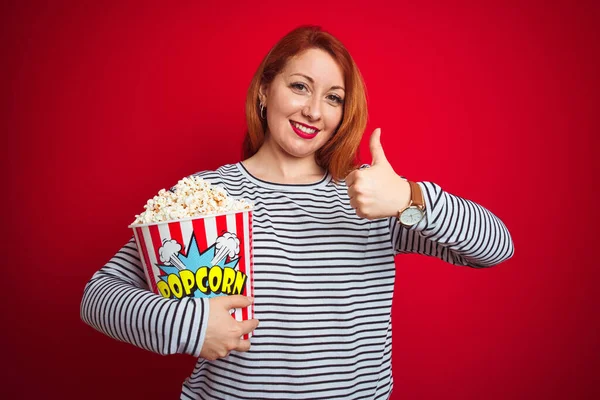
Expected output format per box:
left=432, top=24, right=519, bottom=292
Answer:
left=345, top=128, right=412, bottom=220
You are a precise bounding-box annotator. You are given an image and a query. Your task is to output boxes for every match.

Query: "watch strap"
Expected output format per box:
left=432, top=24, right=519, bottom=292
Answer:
left=408, top=181, right=425, bottom=209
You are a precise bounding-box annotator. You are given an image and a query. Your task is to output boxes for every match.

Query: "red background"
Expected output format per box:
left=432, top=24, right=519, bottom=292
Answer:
left=3, top=0, right=599, bottom=398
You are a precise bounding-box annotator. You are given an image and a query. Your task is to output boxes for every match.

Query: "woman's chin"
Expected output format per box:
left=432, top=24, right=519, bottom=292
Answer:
left=284, top=144, right=318, bottom=159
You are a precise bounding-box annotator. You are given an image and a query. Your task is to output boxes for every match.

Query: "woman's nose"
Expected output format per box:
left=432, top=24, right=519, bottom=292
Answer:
left=302, top=96, right=322, bottom=121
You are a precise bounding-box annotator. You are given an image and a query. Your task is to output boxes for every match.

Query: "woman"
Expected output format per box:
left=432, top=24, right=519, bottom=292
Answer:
left=81, top=25, right=514, bottom=399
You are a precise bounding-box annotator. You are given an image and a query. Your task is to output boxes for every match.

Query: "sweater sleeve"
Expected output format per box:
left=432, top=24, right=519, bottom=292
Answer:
left=389, top=181, right=514, bottom=268
left=80, top=237, right=210, bottom=357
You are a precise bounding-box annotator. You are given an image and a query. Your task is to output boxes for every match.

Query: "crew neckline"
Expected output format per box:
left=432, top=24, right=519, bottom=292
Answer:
left=236, top=162, right=332, bottom=192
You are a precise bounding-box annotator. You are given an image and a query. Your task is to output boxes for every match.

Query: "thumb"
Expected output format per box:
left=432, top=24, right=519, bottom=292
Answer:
left=220, top=295, right=253, bottom=311
left=370, top=128, right=388, bottom=165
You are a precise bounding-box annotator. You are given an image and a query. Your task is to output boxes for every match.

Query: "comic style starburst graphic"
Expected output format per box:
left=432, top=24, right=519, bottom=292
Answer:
left=157, top=233, right=240, bottom=298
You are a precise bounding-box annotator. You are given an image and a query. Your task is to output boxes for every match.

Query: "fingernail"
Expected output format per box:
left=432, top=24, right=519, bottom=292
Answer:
left=247, top=296, right=254, bottom=302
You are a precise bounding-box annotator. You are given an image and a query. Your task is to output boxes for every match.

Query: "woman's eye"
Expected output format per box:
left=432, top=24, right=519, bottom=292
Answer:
left=291, top=83, right=307, bottom=91
left=328, top=95, right=344, bottom=104
left=291, top=83, right=343, bottom=104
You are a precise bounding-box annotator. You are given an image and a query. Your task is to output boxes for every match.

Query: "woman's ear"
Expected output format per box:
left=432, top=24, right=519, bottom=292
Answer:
left=258, top=84, right=268, bottom=105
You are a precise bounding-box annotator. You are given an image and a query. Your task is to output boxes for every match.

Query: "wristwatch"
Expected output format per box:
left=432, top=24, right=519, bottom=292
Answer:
left=397, top=180, right=426, bottom=227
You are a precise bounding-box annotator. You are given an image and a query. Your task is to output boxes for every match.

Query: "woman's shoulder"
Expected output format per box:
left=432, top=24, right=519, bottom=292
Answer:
left=166, top=163, right=244, bottom=195
left=187, top=163, right=242, bottom=186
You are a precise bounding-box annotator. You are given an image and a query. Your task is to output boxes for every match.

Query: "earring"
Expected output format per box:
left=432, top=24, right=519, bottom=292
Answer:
left=260, top=103, right=266, bottom=119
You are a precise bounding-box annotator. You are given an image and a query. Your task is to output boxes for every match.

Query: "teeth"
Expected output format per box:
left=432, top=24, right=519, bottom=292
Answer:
left=292, top=121, right=317, bottom=134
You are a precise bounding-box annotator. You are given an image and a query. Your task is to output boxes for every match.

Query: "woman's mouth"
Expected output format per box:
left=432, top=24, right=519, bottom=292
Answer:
left=290, top=120, right=319, bottom=140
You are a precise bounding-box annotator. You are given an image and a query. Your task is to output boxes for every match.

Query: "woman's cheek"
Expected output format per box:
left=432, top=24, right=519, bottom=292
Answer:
left=289, top=97, right=306, bottom=109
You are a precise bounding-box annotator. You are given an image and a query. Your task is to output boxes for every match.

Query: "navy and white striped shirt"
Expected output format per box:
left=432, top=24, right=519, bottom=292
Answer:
left=81, top=162, right=514, bottom=399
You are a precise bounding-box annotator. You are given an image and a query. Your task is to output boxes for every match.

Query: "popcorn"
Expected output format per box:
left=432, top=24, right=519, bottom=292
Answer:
left=132, top=176, right=253, bottom=225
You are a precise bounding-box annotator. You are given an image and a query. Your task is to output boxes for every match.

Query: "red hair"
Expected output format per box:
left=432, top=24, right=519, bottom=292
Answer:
left=243, top=25, right=368, bottom=182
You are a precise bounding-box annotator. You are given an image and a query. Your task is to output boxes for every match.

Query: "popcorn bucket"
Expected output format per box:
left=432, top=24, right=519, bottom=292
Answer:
left=129, top=210, right=255, bottom=338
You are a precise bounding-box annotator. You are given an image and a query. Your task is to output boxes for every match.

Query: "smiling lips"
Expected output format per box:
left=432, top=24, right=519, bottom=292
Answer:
left=290, top=120, right=320, bottom=140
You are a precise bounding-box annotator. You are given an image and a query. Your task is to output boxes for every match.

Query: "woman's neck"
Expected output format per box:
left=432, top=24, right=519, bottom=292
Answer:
left=242, top=137, right=325, bottom=185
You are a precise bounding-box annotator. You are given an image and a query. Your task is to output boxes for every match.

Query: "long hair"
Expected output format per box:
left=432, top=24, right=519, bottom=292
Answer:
left=243, top=25, right=368, bottom=182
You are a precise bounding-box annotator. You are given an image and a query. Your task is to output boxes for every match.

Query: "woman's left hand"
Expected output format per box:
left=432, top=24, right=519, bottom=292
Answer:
left=345, top=128, right=411, bottom=220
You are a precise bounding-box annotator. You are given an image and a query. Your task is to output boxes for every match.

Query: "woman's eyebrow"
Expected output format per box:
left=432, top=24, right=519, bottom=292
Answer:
left=290, top=73, right=345, bottom=92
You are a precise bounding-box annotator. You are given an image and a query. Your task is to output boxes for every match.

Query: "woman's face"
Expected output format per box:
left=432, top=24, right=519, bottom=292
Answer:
left=260, top=48, right=345, bottom=160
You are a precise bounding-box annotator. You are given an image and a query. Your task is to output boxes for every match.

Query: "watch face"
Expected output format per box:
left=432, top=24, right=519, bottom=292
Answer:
left=400, top=206, right=424, bottom=226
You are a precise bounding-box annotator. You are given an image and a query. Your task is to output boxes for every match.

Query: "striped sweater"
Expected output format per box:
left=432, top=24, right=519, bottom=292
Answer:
left=81, top=162, right=514, bottom=399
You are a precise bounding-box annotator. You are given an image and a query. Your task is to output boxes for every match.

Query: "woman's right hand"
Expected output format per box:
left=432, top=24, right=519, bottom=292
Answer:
left=200, top=295, right=259, bottom=360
